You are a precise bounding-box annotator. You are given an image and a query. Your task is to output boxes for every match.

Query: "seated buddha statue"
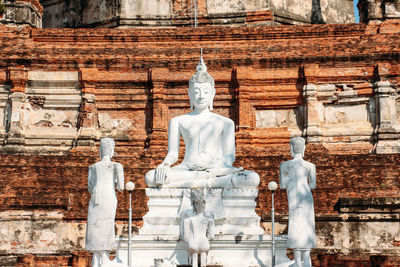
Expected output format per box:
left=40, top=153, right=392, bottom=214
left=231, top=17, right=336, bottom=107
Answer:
left=145, top=56, right=259, bottom=189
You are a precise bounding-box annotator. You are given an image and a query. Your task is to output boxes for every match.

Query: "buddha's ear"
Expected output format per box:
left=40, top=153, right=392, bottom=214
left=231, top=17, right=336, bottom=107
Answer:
left=190, top=99, right=194, bottom=110
left=188, top=89, right=194, bottom=110
left=209, top=88, right=215, bottom=111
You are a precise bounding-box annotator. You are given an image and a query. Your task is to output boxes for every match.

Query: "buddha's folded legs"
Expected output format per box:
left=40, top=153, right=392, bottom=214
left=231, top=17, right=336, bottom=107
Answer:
left=231, top=170, right=260, bottom=188
left=164, top=174, right=233, bottom=188
left=145, top=169, right=210, bottom=187
left=145, top=168, right=259, bottom=188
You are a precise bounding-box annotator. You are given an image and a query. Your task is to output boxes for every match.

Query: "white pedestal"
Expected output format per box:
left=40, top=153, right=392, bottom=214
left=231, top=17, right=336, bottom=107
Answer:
left=140, top=188, right=264, bottom=236
left=116, top=188, right=290, bottom=267
left=117, top=234, right=290, bottom=267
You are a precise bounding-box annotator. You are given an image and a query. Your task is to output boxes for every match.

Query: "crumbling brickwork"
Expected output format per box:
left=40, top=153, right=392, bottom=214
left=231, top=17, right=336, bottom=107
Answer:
left=0, top=15, right=400, bottom=267
left=0, top=0, right=43, bottom=28
left=39, top=0, right=354, bottom=28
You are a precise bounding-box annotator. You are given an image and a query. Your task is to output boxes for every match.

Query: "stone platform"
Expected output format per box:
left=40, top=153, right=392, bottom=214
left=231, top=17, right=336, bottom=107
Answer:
left=116, top=188, right=290, bottom=267
left=140, top=188, right=264, bottom=236
left=117, top=234, right=290, bottom=267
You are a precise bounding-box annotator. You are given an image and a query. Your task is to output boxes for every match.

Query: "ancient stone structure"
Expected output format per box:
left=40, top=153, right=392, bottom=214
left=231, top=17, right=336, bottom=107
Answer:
left=0, top=0, right=399, bottom=266
left=0, top=0, right=43, bottom=28
left=358, top=0, right=400, bottom=23
left=39, top=0, right=355, bottom=28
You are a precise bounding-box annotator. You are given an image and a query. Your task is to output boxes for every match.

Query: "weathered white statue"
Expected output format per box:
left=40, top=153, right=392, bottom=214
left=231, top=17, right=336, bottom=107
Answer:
left=279, top=137, right=316, bottom=267
left=145, top=56, right=259, bottom=188
left=180, top=189, right=215, bottom=267
left=122, top=55, right=291, bottom=267
left=86, top=138, right=125, bottom=267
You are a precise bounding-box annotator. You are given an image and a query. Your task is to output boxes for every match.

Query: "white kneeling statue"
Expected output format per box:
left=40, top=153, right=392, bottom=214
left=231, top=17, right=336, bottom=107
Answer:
left=180, top=189, right=215, bottom=267
left=85, top=138, right=126, bottom=267
left=145, top=56, right=259, bottom=189
left=280, top=137, right=316, bottom=267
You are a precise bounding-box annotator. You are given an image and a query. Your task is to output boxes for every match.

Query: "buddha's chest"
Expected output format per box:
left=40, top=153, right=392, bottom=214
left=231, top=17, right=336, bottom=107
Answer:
left=179, top=118, right=224, bottom=140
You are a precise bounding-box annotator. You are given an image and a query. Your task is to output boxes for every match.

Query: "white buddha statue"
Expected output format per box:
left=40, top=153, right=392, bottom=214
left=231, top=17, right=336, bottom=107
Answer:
left=145, top=56, right=259, bottom=188
left=85, top=138, right=125, bottom=267
left=279, top=137, right=316, bottom=267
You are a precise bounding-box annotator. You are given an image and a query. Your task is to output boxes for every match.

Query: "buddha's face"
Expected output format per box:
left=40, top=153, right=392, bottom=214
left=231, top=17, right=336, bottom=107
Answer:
left=189, top=82, right=215, bottom=110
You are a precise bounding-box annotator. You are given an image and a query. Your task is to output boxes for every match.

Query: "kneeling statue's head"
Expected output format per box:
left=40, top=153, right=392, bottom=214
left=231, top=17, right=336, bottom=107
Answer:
left=189, top=56, right=215, bottom=111
left=289, top=137, right=305, bottom=157
left=191, top=189, right=206, bottom=215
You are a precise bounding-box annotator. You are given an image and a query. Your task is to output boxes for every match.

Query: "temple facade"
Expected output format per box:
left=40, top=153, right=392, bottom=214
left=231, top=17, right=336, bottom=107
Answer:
left=39, top=0, right=354, bottom=28
left=0, top=0, right=400, bottom=266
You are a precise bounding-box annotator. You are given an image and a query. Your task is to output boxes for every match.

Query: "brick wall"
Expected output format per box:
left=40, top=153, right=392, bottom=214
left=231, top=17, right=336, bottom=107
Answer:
left=0, top=21, right=400, bottom=265
left=1, top=148, right=399, bottom=219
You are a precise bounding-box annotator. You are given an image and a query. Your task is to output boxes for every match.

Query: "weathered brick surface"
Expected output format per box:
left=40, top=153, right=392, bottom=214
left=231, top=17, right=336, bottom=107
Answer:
left=0, top=20, right=400, bottom=265
left=0, top=149, right=399, bottom=220
left=0, top=0, right=43, bottom=28
left=20, top=0, right=43, bottom=14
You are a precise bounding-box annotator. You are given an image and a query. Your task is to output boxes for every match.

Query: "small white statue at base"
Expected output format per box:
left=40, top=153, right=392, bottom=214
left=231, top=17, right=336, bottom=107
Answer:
left=180, top=189, right=215, bottom=267
left=279, top=137, right=316, bottom=267
left=85, top=138, right=125, bottom=267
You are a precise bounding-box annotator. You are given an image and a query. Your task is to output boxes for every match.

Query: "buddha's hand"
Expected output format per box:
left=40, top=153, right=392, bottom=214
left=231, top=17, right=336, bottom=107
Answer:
left=155, top=163, right=170, bottom=185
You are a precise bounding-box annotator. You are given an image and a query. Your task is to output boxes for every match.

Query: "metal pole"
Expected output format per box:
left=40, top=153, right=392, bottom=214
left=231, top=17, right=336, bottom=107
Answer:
left=271, top=191, right=275, bottom=267
left=128, top=191, right=132, bottom=267
left=194, top=0, right=198, bottom=28
left=190, top=0, right=193, bottom=27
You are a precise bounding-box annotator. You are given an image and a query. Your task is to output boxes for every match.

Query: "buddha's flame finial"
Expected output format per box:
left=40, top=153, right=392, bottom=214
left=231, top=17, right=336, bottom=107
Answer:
left=189, top=48, right=214, bottom=89
left=196, top=52, right=207, bottom=74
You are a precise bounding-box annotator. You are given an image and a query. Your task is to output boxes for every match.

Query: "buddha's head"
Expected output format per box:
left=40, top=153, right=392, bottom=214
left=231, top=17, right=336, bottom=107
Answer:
left=189, top=56, right=215, bottom=111
left=289, top=137, right=305, bottom=157
left=99, top=137, right=115, bottom=159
